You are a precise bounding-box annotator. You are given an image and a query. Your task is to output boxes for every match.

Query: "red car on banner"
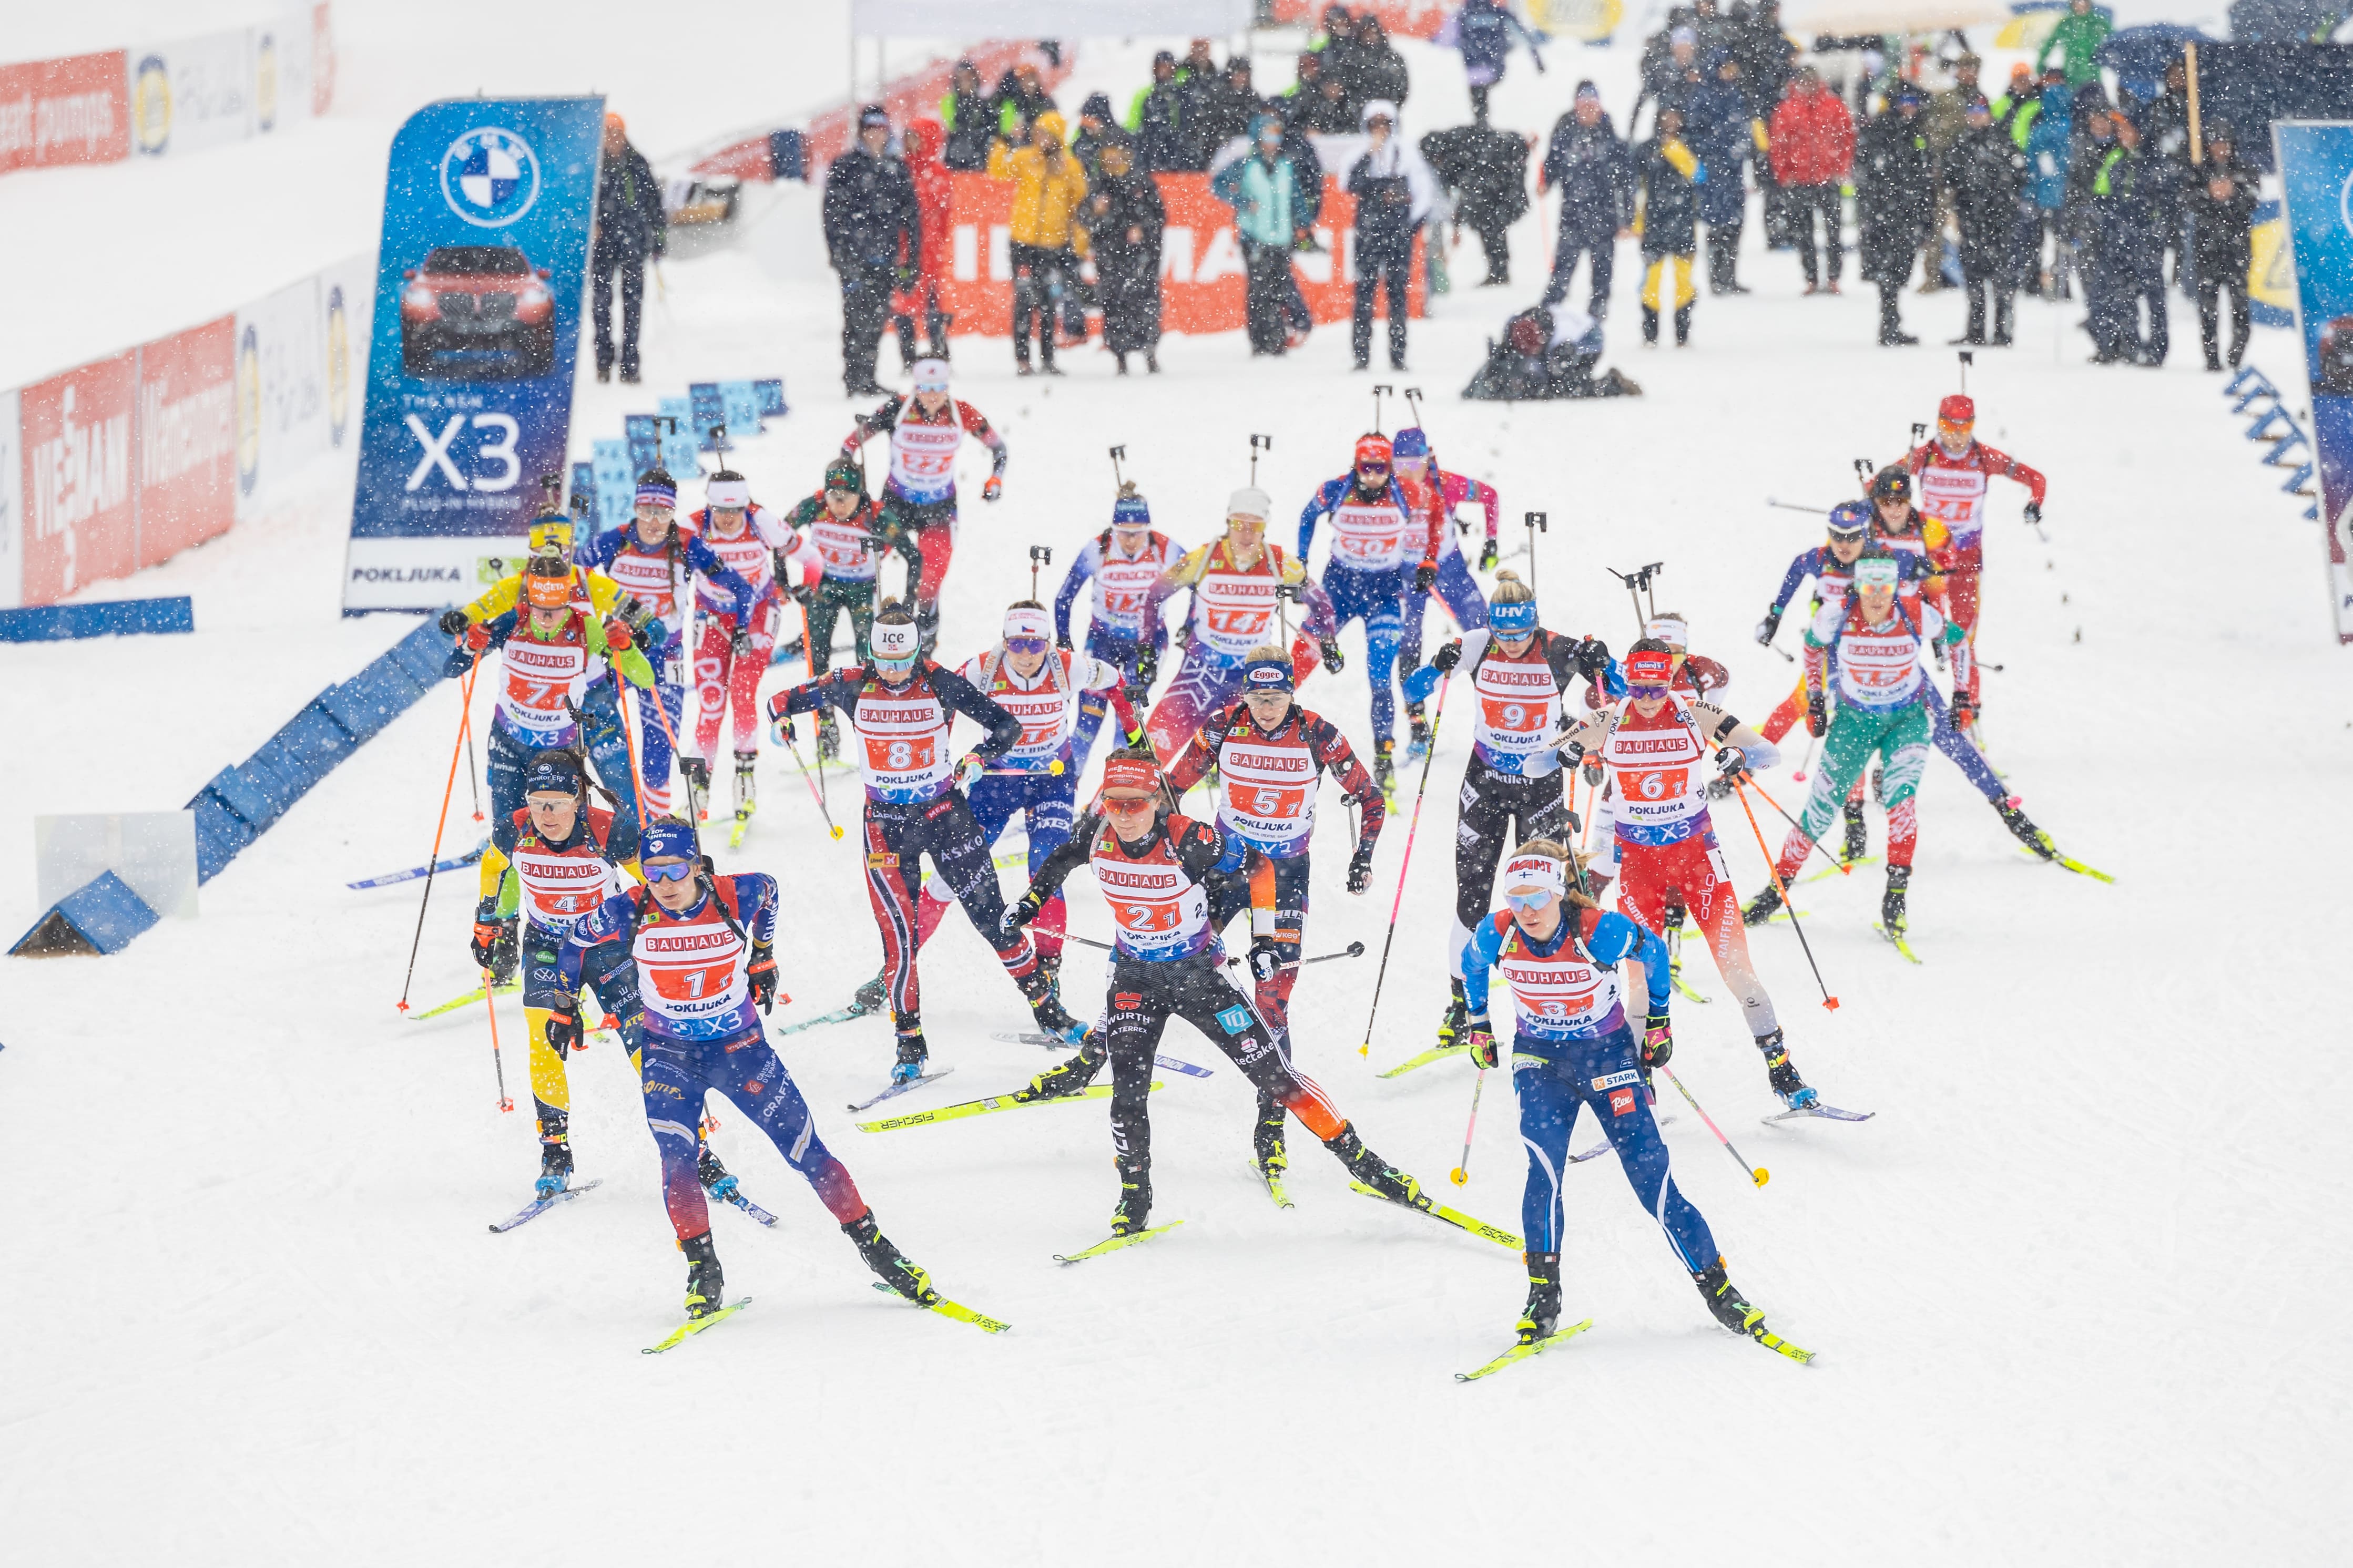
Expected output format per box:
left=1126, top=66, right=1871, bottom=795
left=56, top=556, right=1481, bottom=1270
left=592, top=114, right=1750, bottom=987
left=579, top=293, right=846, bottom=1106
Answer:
left=399, top=245, right=556, bottom=378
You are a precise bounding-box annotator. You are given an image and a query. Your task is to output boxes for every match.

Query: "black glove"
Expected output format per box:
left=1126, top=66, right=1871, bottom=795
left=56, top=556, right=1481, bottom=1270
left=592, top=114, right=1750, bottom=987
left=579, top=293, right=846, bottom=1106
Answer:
left=732, top=627, right=755, bottom=659
left=747, top=940, right=779, bottom=1014
left=1001, top=891, right=1045, bottom=934
left=1319, top=637, right=1345, bottom=674
left=439, top=608, right=471, bottom=637
left=470, top=914, right=514, bottom=974
left=2022, top=501, right=2042, bottom=526
left=1414, top=561, right=1438, bottom=593
left=1806, top=691, right=1828, bottom=739
left=1573, top=637, right=1612, bottom=682
left=1056, top=633, right=1073, bottom=652
left=1430, top=641, right=1462, bottom=674
left=1135, top=642, right=1159, bottom=690
left=545, top=995, right=582, bottom=1053
left=1641, top=1010, right=1673, bottom=1067
left=1714, top=745, right=1750, bottom=785
left=1478, top=539, right=1499, bottom=571
left=1346, top=840, right=1376, bottom=895
left=1755, top=609, right=1781, bottom=647
left=1248, top=936, right=1282, bottom=983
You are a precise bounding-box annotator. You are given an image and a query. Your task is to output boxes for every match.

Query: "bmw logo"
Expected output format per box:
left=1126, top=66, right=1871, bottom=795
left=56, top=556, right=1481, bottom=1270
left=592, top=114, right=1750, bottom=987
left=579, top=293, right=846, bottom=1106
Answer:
left=439, top=126, right=541, bottom=228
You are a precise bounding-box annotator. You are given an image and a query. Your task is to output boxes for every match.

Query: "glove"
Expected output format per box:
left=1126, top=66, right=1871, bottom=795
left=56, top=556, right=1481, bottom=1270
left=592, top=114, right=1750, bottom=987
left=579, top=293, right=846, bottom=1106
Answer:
left=2022, top=501, right=2042, bottom=526
left=788, top=578, right=816, bottom=606
left=1247, top=936, right=1282, bottom=983
left=1755, top=609, right=1781, bottom=647
left=1642, top=1010, right=1674, bottom=1067
left=465, top=621, right=492, bottom=653
left=953, top=752, right=987, bottom=792
left=747, top=940, right=779, bottom=1014
left=1806, top=691, right=1828, bottom=739
left=544, top=996, right=583, bottom=1054
left=604, top=617, right=634, bottom=652
left=439, top=609, right=470, bottom=637
left=1430, top=641, right=1462, bottom=674
left=1056, top=633, right=1073, bottom=652
left=1952, top=692, right=1978, bottom=728
left=1319, top=637, right=1344, bottom=674
left=731, top=626, right=754, bottom=659
left=1462, top=1021, right=1499, bottom=1070
left=1001, top=891, right=1044, bottom=934
left=769, top=714, right=796, bottom=746
left=982, top=475, right=1004, bottom=504
left=470, top=919, right=506, bottom=971
left=1134, top=643, right=1160, bottom=691
left=1559, top=737, right=1585, bottom=765
left=1478, top=539, right=1499, bottom=571
left=1573, top=637, right=1612, bottom=682
left=1714, top=745, right=1750, bottom=785
left=1346, top=840, right=1376, bottom=895
left=895, top=264, right=919, bottom=291
left=1414, top=561, right=1438, bottom=593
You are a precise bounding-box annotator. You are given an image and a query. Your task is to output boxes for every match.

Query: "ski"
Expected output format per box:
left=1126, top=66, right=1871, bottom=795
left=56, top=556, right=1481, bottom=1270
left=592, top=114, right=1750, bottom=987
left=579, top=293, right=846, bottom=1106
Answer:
left=1255, top=1163, right=1296, bottom=1210
left=857, top=1081, right=1162, bottom=1133
left=2026, top=846, right=2114, bottom=883
left=1669, top=970, right=1712, bottom=1005
left=1377, top=1042, right=1471, bottom=1079
left=348, top=838, right=488, bottom=890
left=1567, top=1114, right=1676, bottom=1163
left=1054, top=1219, right=1185, bottom=1264
left=727, top=804, right=755, bottom=849
left=716, top=1185, right=781, bottom=1226
left=412, top=981, right=521, bottom=1021
left=774, top=1000, right=879, bottom=1037
left=1347, top=1181, right=1522, bottom=1250
left=869, top=1282, right=1011, bottom=1334
left=487, top=1177, right=603, bottom=1234
left=1749, top=905, right=1812, bottom=928
left=643, top=1296, right=752, bottom=1355
left=1454, top=1318, right=1596, bottom=1382
left=1764, top=1102, right=1876, bottom=1124
left=988, top=1032, right=1212, bottom=1078
left=1746, top=1325, right=1816, bottom=1365
left=847, top=1069, right=955, bottom=1113
left=1796, top=854, right=1876, bottom=887
left=1871, top=923, right=1924, bottom=964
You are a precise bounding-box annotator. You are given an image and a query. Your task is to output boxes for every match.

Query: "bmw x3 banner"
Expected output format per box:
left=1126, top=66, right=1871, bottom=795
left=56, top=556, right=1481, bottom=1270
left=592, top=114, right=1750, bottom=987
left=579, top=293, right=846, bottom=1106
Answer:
left=343, top=95, right=602, bottom=612
left=2271, top=121, right=2353, bottom=643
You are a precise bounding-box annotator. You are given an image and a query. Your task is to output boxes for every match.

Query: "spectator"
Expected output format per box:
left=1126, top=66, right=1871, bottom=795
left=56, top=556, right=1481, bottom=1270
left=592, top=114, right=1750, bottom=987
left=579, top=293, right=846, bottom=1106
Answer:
left=2097, top=106, right=2168, bottom=364
left=1195, top=57, right=1269, bottom=159
left=989, top=110, right=1088, bottom=376
left=1635, top=104, right=1703, bottom=345
left=1688, top=54, right=1757, bottom=293
left=1422, top=114, right=1531, bottom=286
left=1346, top=18, right=1412, bottom=112
left=2038, top=0, right=2113, bottom=96
left=1272, top=115, right=1329, bottom=343
left=1919, top=54, right=1987, bottom=293
left=1305, top=67, right=1359, bottom=134
left=1540, top=81, right=1635, bottom=319
left=1769, top=65, right=1855, bottom=294
left=1736, top=1, right=1797, bottom=247
left=1943, top=95, right=2027, bottom=344
left=1348, top=100, right=1429, bottom=370
left=1082, top=131, right=1167, bottom=374
left=1689, top=0, right=1741, bottom=59
left=1127, top=50, right=1187, bottom=171
left=821, top=105, right=918, bottom=396
left=2187, top=122, right=2258, bottom=370
left=591, top=113, right=665, bottom=384
left=1213, top=113, right=1311, bottom=355
left=1073, top=93, right=1119, bottom=175
left=1857, top=85, right=1932, bottom=345
left=1314, top=4, right=1361, bottom=75
left=1463, top=301, right=1642, bottom=399
left=1286, top=49, right=1328, bottom=115
left=1439, top=0, right=1545, bottom=124
left=892, top=119, right=955, bottom=370
left=2139, top=56, right=2195, bottom=292
left=1647, top=27, right=1706, bottom=117
left=940, top=60, right=994, bottom=171
left=994, top=63, right=1058, bottom=140
left=2023, top=67, right=2075, bottom=296
left=1173, top=39, right=1225, bottom=169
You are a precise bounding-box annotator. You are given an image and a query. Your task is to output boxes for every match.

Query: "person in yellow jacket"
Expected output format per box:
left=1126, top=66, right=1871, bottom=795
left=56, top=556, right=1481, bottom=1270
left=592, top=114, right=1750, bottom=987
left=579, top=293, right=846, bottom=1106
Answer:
left=989, top=110, right=1089, bottom=375
left=1635, top=106, right=1703, bottom=345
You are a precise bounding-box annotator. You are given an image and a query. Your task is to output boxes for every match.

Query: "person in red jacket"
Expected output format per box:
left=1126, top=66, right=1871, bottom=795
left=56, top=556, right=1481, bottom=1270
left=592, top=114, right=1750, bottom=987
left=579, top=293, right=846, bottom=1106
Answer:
left=1767, top=67, right=1856, bottom=295
left=1903, top=393, right=2045, bottom=727
left=893, top=119, right=956, bottom=371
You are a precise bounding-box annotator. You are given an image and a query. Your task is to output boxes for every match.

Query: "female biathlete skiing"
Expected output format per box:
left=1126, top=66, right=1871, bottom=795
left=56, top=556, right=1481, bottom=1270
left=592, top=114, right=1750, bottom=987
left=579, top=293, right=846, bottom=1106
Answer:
left=780, top=458, right=889, bottom=763
left=841, top=357, right=1006, bottom=653
left=1052, top=483, right=1178, bottom=778
left=684, top=467, right=825, bottom=826
left=1390, top=424, right=1499, bottom=758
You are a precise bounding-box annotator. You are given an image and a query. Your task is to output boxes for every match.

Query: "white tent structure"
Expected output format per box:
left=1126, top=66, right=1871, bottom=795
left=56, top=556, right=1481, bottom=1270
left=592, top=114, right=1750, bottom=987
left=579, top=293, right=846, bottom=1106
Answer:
left=1778, top=0, right=2012, bottom=35
left=848, top=0, right=1257, bottom=35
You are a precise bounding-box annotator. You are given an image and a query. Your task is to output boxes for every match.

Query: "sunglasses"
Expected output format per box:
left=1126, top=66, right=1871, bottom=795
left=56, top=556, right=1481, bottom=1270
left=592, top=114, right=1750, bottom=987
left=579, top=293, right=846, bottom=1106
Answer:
left=644, top=860, right=698, bottom=884
left=1005, top=635, right=1050, bottom=655
left=1103, top=793, right=1157, bottom=811
left=1358, top=462, right=1389, bottom=474
left=1504, top=889, right=1556, bottom=912
left=873, top=651, right=919, bottom=671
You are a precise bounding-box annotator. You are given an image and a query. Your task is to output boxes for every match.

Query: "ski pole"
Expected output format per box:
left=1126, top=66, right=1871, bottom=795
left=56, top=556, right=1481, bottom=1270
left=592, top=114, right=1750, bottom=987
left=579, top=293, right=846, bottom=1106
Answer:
left=781, top=600, right=846, bottom=840
left=1740, top=773, right=1849, bottom=876
left=1655, top=1064, right=1766, bottom=1186
left=462, top=696, right=483, bottom=823
left=1359, top=674, right=1450, bottom=1058
left=612, top=674, right=650, bottom=837
left=778, top=715, right=844, bottom=840
left=482, top=965, right=514, bottom=1113
left=398, top=663, right=478, bottom=1013
left=1449, top=1067, right=1488, bottom=1186
left=1731, top=780, right=1840, bottom=1011
left=1791, top=727, right=1818, bottom=783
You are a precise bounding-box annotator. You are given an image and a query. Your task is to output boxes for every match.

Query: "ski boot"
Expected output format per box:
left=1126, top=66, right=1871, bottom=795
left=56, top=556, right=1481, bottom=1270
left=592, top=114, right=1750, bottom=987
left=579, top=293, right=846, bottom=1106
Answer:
left=892, top=1022, right=929, bottom=1084
left=1112, top=1154, right=1154, bottom=1236
left=681, top=1231, right=724, bottom=1320
left=1025, top=975, right=1090, bottom=1046
left=1757, top=1028, right=1817, bottom=1111
left=1022, top=1032, right=1108, bottom=1101
left=732, top=751, right=758, bottom=816
left=1251, top=1091, right=1288, bottom=1185
left=1881, top=865, right=1910, bottom=937
left=1841, top=796, right=1868, bottom=862
left=1373, top=738, right=1397, bottom=795
left=1692, top=1255, right=1766, bottom=1338
left=1740, top=883, right=1785, bottom=927
left=852, top=969, right=889, bottom=1013
left=1517, top=1252, right=1564, bottom=1346
left=1435, top=978, right=1470, bottom=1046
left=1997, top=800, right=2056, bottom=860
left=1325, top=1123, right=1428, bottom=1211
left=843, top=1210, right=938, bottom=1305
left=1405, top=706, right=1432, bottom=762
left=535, top=1113, right=574, bottom=1200
left=696, top=1141, right=738, bottom=1204
left=816, top=710, right=841, bottom=764
left=680, top=756, right=712, bottom=823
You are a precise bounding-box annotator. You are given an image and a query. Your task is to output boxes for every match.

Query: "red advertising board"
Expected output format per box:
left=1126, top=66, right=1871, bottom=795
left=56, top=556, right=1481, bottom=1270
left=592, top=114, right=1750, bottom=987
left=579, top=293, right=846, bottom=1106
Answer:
left=0, top=50, right=131, bottom=175
left=137, top=317, right=238, bottom=568
left=1269, top=0, right=1457, bottom=38
left=19, top=352, right=138, bottom=604
left=934, top=172, right=1422, bottom=337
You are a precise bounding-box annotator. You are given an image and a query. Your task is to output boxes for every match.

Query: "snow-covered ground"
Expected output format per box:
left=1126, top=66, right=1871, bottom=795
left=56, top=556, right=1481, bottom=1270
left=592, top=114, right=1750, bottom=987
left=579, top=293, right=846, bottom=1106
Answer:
left=4, top=9, right=2349, bottom=1566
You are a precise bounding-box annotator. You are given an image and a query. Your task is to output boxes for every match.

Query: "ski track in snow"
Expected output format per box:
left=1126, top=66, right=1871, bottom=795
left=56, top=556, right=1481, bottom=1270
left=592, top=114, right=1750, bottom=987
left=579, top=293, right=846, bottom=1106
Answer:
left=1, top=15, right=2346, bottom=1567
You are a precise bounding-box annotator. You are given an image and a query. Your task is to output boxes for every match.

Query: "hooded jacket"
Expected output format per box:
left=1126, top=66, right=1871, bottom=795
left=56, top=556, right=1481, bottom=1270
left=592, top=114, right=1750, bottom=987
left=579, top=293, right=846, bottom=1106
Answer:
left=1768, top=83, right=1855, bottom=186
left=899, top=120, right=955, bottom=286
left=989, top=111, right=1091, bottom=249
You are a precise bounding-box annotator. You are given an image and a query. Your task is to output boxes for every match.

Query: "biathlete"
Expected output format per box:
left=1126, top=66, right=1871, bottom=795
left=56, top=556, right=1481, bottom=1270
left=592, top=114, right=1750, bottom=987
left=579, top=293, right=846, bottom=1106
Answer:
left=781, top=458, right=890, bottom=763
left=1903, top=393, right=2045, bottom=729
left=840, top=357, right=1006, bottom=653
left=1004, top=748, right=1431, bottom=1237
left=1052, top=483, right=1180, bottom=780
left=1136, top=487, right=1339, bottom=762
left=1296, top=432, right=1443, bottom=790
left=1398, top=571, right=1616, bottom=1046
left=558, top=817, right=950, bottom=1324
left=1390, top=425, right=1499, bottom=757
left=1456, top=839, right=1791, bottom=1352
left=766, top=602, right=1088, bottom=1082
left=685, top=467, right=825, bottom=823
left=577, top=468, right=755, bottom=818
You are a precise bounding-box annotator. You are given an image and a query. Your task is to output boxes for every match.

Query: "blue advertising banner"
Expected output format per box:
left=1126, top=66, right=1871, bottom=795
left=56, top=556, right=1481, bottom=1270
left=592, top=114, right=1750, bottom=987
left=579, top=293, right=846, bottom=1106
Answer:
left=657, top=399, right=703, bottom=476
left=342, top=96, right=603, bottom=612
left=2271, top=121, right=2353, bottom=642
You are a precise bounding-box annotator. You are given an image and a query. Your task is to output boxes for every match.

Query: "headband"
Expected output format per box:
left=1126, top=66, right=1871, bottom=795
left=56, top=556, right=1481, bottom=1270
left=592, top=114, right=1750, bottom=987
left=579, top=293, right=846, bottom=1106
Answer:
left=1623, top=650, right=1676, bottom=688
left=1501, top=854, right=1567, bottom=896
left=912, top=358, right=951, bottom=391
left=1103, top=756, right=1160, bottom=795
left=1242, top=659, right=1296, bottom=693
left=636, top=479, right=677, bottom=507
left=872, top=619, right=920, bottom=659
left=524, top=571, right=574, bottom=609
left=706, top=478, right=751, bottom=509
left=1489, top=598, right=1539, bottom=633
left=1644, top=615, right=1689, bottom=647
left=641, top=818, right=700, bottom=863
left=1854, top=558, right=1901, bottom=587
left=1003, top=604, right=1053, bottom=642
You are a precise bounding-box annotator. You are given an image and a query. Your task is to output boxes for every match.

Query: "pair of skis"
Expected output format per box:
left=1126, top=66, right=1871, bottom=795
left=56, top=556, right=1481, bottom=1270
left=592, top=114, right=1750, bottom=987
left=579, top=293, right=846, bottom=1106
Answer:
left=989, top=1030, right=1213, bottom=1080
left=644, top=1280, right=1014, bottom=1355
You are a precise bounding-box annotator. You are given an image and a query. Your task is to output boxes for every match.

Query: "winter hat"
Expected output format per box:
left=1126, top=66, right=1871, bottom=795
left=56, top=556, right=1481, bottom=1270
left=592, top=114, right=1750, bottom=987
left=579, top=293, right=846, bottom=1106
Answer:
left=1575, top=80, right=1601, bottom=103
left=1391, top=427, right=1430, bottom=459
left=1355, top=432, right=1394, bottom=467
left=1826, top=501, right=1872, bottom=539
left=1153, top=48, right=1176, bottom=67
left=523, top=751, right=587, bottom=799
left=1035, top=110, right=1068, bottom=146
left=641, top=817, right=701, bottom=864
left=524, top=555, right=574, bottom=609
left=1871, top=466, right=1913, bottom=504
left=1644, top=613, right=1690, bottom=648
left=706, top=470, right=752, bottom=509
left=1253, top=111, right=1286, bottom=144
left=1939, top=393, right=1975, bottom=426
left=1112, top=488, right=1152, bottom=527
left=1081, top=92, right=1114, bottom=123
left=1361, top=99, right=1399, bottom=129
left=1623, top=646, right=1677, bottom=689
left=1227, top=486, right=1272, bottom=521
left=859, top=104, right=890, bottom=128
left=635, top=469, right=678, bottom=507
left=871, top=614, right=922, bottom=663
left=1671, top=25, right=1696, bottom=45
left=1488, top=595, right=1540, bottom=634
left=824, top=458, right=864, bottom=493
left=912, top=357, right=951, bottom=392
left=1003, top=603, right=1054, bottom=642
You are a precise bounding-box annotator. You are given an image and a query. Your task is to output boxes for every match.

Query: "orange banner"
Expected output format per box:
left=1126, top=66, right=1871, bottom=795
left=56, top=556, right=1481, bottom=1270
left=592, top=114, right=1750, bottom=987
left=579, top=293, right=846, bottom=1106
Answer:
left=1269, top=0, right=1458, bottom=39
left=935, top=172, right=1424, bottom=337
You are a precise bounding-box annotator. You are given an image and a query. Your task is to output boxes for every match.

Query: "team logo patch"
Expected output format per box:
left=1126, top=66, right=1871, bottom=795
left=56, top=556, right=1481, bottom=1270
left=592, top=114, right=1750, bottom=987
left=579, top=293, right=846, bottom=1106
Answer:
left=866, top=853, right=898, bottom=868
left=440, top=126, right=542, bottom=227
left=1592, top=1069, right=1641, bottom=1092
left=743, top=1079, right=766, bottom=1095
left=1215, top=1005, right=1252, bottom=1033
left=1114, top=992, right=1144, bottom=1010
left=1609, top=1086, right=1637, bottom=1117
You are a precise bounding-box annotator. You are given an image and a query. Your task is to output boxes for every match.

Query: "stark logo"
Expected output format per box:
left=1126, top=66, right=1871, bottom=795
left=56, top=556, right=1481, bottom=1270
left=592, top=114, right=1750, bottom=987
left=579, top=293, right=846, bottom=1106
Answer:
left=1114, top=992, right=1144, bottom=1010
left=1215, top=1005, right=1251, bottom=1033
left=1609, top=1086, right=1637, bottom=1117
